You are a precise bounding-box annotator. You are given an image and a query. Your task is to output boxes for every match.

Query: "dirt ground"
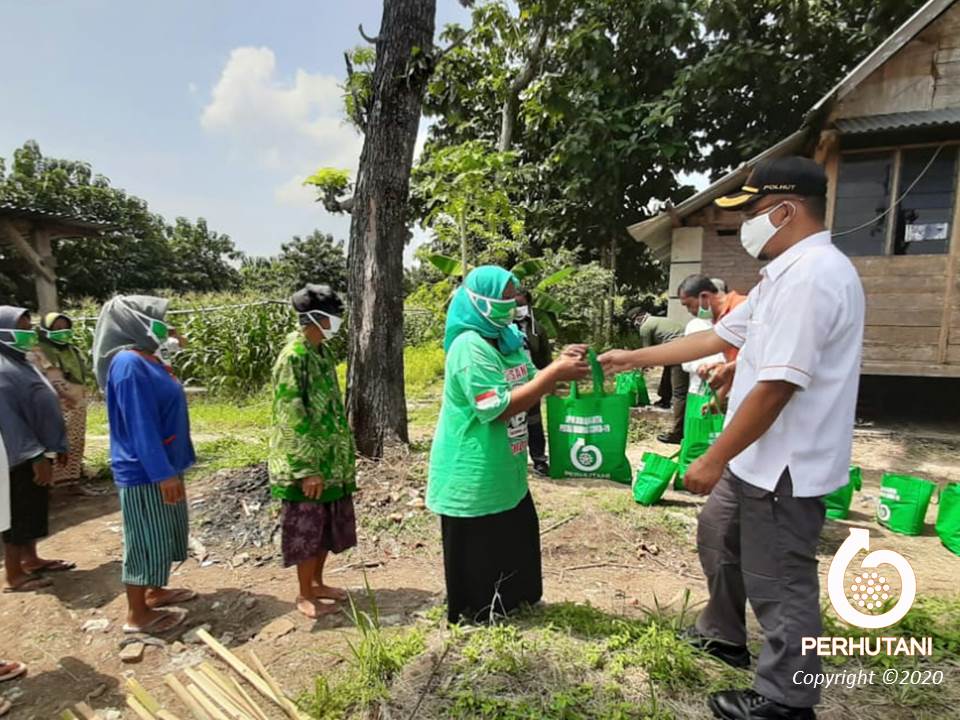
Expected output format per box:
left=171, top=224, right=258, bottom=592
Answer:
left=1, top=407, right=959, bottom=718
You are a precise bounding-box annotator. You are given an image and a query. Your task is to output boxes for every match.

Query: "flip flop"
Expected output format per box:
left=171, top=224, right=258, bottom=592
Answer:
left=122, top=611, right=186, bottom=635
left=3, top=576, right=53, bottom=593
left=146, top=588, right=197, bottom=608
left=25, top=559, right=76, bottom=574
left=0, top=662, right=26, bottom=682
left=0, top=698, right=10, bottom=716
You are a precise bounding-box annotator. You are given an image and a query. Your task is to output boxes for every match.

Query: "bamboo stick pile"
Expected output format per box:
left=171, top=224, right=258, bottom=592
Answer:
left=60, top=629, right=310, bottom=720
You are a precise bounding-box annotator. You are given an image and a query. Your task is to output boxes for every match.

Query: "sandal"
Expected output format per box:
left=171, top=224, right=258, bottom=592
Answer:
left=0, top=661, right=26, bottom=682
left=3, top=576, right=53, bottom=593
left=146, top=588, right=197, bottom=609
left=122, top=611, right=186, bottom=635
left=24, top=559, right=76, bottom=574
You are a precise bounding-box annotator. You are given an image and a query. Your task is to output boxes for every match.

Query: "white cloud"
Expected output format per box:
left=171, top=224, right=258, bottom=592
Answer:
left=201, top=46, right=363, bottom=204
left=274, top=174, right=319, bottom=209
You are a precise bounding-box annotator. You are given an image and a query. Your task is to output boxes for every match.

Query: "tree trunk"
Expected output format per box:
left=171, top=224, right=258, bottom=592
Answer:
left=347, top=0, right=436, bottom=458
left=458, top=209, right=468, bottom=280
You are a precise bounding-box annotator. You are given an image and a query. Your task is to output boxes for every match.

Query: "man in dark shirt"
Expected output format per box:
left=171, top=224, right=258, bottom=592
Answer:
left=515, top=290, right=552, bottom=475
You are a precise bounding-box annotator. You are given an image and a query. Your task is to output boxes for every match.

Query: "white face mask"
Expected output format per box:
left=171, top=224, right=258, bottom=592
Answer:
left=515, top=306, right=530, bottom=320
left=740, top=202, right=792, bottom=259
left=302, top=311, right=343, bottom=340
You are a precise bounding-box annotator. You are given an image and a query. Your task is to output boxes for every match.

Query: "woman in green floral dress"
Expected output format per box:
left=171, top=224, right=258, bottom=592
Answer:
left=269, top=284, right=357, bottom=619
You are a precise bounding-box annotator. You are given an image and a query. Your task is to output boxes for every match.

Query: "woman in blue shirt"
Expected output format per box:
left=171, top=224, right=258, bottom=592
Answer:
left=93, top=296, right=196, bottom=634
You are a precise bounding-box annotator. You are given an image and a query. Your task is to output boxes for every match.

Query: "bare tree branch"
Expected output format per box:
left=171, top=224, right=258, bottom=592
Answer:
left=320, top=194, right=355, bottom=215
left=343, top=51, right=369, bottom=132
left=359, top=23, right=380, bottom=44
left=432, top=26, right=475, bottom=65
left=498, top=19, right=550, bottom=152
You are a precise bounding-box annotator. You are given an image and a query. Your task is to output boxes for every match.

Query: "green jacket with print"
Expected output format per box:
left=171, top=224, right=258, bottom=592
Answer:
left=268, top=332, right=356, bottom=503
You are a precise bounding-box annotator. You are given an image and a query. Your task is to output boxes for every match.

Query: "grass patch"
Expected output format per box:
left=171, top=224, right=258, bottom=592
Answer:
left=302, top=584, right=427, bottom=719
left=193, top=435, right=269, bottom=472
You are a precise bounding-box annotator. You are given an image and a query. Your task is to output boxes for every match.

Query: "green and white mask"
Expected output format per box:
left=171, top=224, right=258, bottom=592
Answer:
left=131, top=309, right=170, bottom=346
left=0, top=329, right=39, bottom=353
left=466, top=289, right=517, bottom=328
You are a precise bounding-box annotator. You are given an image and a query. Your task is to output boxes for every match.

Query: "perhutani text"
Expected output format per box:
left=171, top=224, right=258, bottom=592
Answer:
left=801, top=636, right=933, bottom=656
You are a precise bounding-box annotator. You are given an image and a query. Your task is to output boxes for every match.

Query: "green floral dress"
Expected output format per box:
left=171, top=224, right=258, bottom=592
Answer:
left=268, top=332, right=356, bottom=503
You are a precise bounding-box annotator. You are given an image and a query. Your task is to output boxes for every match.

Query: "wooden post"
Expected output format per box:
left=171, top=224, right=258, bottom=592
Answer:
left=32, top=228, right=59, bottom=314
left=937, top=153, right=960, bottom=364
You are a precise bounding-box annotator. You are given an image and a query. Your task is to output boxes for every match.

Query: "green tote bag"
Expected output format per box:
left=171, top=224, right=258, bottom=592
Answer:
left=546, top=350, right=632, bottom=484
left=633, top=451, right=679, bottom=506
left=614, top=370, right=650, bottom=407
left=823, top=466, right=862, bottom=520
left=877, top=473, right=936, bottom=536
left=935, top=483, right=960, bottom=556
left=675, top=391, right=724, bottom=491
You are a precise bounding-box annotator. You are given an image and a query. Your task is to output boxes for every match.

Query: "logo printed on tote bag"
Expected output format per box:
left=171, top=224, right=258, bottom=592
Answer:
left=570, top=438, right=603, bottom=472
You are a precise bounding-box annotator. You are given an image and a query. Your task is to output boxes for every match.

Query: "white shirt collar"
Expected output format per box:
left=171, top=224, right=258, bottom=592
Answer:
left=761, top=231, right=832, bottom=282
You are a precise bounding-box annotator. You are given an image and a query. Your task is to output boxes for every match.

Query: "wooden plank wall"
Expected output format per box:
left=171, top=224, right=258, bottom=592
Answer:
left=852, top=256, right=947, bottom=365
left=834, top=4, right=960, bottom=118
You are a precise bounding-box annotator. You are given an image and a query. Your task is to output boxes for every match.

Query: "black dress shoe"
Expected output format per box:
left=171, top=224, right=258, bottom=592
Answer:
left=532, top=461, right=550, bottom=477
left=709, top=689, right=815, bottom=719
left=681, top=627, right=751, bottom=668
left=657, top=432, right=683, bottom=445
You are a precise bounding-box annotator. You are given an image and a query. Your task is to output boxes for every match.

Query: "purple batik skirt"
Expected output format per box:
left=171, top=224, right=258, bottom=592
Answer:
left=280, top=495, right=358, bottom=567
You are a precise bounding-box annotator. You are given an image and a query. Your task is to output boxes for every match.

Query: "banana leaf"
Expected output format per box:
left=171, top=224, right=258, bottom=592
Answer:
left=426, top=253, right=467, bottom=277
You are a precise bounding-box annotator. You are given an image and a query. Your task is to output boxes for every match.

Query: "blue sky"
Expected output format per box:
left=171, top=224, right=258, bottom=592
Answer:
left=0, top=1, right=472, bottom=263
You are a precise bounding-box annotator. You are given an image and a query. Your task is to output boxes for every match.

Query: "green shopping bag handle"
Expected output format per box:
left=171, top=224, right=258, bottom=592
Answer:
left=569, top=348, right=606, bottom=399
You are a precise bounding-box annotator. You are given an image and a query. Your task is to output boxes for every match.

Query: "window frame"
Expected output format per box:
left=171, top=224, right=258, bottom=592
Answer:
left=830, top=140, right=960, bottom=257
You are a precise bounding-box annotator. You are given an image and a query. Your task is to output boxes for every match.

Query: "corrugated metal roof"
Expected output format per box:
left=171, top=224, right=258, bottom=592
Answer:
left=836, top=108, right=960, bottom=134
left=626, top=129, right=809, bottom=259
left=0, top=200, right=115, bottom=231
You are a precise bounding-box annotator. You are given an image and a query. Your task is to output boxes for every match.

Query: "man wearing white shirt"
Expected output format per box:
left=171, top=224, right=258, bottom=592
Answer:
left=600, top=157, right=865, bottom=720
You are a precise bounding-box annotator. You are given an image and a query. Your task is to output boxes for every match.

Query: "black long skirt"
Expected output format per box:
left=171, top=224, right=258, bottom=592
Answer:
left=2, top=460, right=50, bottom=545
left=440, top=491, right=543, bottom=624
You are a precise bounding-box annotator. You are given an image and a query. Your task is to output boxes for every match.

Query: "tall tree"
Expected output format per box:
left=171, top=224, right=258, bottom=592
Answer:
left=346, top=0, right=437, bottom=457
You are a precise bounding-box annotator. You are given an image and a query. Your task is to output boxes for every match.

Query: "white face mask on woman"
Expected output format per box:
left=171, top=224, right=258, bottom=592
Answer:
left=739, top=202, right=793, bottom=259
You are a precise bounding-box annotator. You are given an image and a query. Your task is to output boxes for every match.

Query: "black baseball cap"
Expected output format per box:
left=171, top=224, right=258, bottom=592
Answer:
left=715, top=156, right=827, bottom=210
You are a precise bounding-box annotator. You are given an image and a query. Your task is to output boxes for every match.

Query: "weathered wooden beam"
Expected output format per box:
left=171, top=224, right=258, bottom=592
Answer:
left=0, top=218, right=55, bottom=282
left=937, top=152, right=960, bottom=364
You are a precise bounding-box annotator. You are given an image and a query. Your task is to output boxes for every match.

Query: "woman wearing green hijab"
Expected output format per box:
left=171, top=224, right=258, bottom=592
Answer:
left=427, top=266, right=589, bottom=623
left=32, top=313, right=88, bottom=483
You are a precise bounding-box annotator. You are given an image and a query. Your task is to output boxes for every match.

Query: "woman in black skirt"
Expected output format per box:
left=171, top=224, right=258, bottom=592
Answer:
left=0, top=306, right=72, bottom=592
left=426, top=267, right=588, bottom=623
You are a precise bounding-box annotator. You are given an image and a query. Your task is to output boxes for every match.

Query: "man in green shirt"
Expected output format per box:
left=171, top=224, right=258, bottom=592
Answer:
left=626, top=310, right=688, bottom=444
left=269, top=284, right=357, bottom=619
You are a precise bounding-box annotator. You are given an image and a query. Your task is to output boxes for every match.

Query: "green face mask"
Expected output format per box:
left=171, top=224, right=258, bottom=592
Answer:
left=45, top=328, right=74, bottom=345
left=467, top=289, right=517, bottom=328
left=697, top=302, right=713, bottom=320
left=132, top=309, right=169, bottom=344
left=2, top=329, right=39, bottom=353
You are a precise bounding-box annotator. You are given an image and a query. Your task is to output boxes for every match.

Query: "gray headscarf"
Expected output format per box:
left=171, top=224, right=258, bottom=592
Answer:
left=92, top=295, right=169, bottom=390
left=0, top=306, right=31, bottom=362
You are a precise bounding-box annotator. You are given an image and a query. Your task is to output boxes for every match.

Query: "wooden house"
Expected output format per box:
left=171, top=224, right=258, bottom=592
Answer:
left=629, top=0, right=960, bottom=379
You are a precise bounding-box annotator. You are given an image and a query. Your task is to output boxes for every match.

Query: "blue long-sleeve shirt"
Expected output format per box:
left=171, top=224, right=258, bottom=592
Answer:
left=106, top=351, right=196, bottom=487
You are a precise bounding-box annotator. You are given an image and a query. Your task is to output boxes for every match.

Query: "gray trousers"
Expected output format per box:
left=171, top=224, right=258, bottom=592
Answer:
left=696, top=468, right=825, bottom=707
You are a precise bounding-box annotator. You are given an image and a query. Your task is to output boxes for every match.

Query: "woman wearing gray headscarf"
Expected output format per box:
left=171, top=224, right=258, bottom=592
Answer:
left=94, top=296, right=196, bottom=634
left=0, top=306, right=73, bottom=592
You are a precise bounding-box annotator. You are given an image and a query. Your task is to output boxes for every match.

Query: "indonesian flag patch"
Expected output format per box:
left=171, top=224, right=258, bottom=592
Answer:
left=474, top=390, right=500, bottom=411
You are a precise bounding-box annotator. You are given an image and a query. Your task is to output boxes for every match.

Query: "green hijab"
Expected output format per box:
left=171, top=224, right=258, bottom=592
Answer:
left=443, top=266, right=525, bottom=355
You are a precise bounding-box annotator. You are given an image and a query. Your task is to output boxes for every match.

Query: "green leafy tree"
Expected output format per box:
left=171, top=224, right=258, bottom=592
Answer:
left=166, top=217, right=242, bottom=292
left=0, top=141, right=244, bottom=304
left=240, top=231, right=348, bottom=296
left=411, top=140, right=529, bottom=272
